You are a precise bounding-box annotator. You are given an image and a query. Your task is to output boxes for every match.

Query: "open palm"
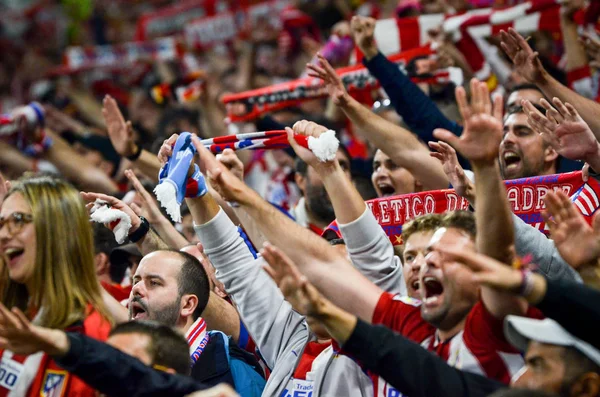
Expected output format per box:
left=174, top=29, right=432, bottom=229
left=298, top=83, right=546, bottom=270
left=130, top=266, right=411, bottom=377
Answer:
left=434, top=79, right=503, bottom=166
left=543, top=191, right=600, bottom=268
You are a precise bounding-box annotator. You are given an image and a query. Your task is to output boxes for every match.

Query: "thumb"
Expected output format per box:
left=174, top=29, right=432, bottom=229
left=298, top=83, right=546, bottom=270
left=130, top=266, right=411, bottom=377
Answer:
left=286, top=127, right=303, bottom=154
left=433, top=128, right=460, bottom=149
left=191, top=135, right=220, bottom=176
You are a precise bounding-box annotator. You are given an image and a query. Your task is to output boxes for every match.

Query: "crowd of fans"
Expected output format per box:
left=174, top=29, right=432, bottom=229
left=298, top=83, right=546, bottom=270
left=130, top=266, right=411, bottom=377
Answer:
left=1, top=0, right=600, bottom=396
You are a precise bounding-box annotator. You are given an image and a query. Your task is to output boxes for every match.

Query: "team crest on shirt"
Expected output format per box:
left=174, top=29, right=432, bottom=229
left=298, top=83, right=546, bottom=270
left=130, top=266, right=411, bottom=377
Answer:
left=392, top=295, right=422, bottom=307
left=41, top=370, right=67, bottom=397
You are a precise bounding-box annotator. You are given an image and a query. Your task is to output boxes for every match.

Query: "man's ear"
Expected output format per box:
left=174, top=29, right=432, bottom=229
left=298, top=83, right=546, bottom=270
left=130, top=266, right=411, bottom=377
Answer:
left=544, top=144, right=559, bottom=165
left=95, top=253, right=110, bottom=276
left=180, top=294, right=199, bottom=319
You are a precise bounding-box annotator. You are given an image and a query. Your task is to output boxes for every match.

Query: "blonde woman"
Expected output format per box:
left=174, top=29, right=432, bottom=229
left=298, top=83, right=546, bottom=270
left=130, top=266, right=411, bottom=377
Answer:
left=0, top=174, right=112, bottom=396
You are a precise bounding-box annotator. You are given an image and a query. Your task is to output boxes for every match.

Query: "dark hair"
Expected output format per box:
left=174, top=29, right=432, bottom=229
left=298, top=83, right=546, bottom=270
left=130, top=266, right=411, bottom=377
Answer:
left=487, top=388, right=558, bottom=397
left=294, top=143, right=352, bottom=176
left=560, top=347, right=600, bottom=394
left=165, top=249, right=210, bottom=320
left=92, top=223, right=127, bottom=283
left=109, top=321, right=191, bottom=376
left=507, top=83, right=544, bottom=97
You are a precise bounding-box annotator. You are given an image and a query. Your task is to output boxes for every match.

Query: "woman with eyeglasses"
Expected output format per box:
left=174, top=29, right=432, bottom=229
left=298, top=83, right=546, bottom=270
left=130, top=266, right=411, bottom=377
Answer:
left=0, top=174, right=112, bottom=396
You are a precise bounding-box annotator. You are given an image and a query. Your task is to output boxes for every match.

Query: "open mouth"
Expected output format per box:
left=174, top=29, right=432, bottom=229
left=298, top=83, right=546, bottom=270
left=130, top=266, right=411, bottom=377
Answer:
left=409, top=278, right=420, bottom=292
left=4, top=247, right=24, bottom=266
left=131, top=301, right=148, bottom=320
left=502, top=151, right=521, bottom=170
left=422, top=276, right=444, bottom=305
left=377, top=183, right=396, bottom=197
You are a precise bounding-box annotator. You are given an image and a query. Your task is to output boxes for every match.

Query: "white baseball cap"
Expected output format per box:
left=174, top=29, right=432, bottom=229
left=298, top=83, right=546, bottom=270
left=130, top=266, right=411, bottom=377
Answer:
left=504, top=316, right=600, bottom=367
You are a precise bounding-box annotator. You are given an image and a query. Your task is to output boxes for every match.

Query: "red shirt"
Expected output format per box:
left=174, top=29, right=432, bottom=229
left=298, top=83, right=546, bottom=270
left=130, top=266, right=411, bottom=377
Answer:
left=370, top=293, right=543, bottom=397
left=101, top=282, right=132, bottom=302
left=0, top=308, right=111, bottom=397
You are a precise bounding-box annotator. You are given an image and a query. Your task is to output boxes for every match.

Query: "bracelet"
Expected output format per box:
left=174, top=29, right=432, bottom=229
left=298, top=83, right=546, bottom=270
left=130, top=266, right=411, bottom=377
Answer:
left=129, top=216, right=150, bottom=243
left=518, top=269, right=535, bottom=298
left=126, top=143, right=143, bottom=162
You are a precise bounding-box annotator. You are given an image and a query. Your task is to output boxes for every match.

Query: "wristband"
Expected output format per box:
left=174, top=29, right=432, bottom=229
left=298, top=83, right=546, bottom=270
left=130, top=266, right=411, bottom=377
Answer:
left=518, top=269, right=535, bottom=298
left=126, top=143, right=143, bottom=161
left=129, top=216, right=150, bottom=243
left=184, top=164, right=208, bottom=198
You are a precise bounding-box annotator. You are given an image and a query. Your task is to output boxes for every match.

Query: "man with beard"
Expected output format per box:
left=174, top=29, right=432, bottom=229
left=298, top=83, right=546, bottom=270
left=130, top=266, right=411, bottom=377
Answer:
left=129, top=249, right=265, bottom=395
left=290, top=146, right=351, bottom=234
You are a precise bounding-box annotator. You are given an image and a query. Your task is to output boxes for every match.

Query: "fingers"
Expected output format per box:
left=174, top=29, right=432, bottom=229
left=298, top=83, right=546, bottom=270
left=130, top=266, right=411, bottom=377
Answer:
left=12, top=308, right=30, bottom=330
left=434, top=244, right=487, bottom=272
left=306, top=63, right=327, bottom=79
left=563, top=102, right=580, bottom=120
left=191, top=135, right=222, bottom=180
left=551, top=97, right=571, bottom=121
left=540, top=98, right=563, bottom=125
left=124, top=169, right=151, bottom=202
left=80, top=191, right=119, bottom=206
left=433, top=128, right=460, bottom=149
left=130, top=202, right=144, bottom=217
left=509, top=28, right=533, bottom=56
left=158, top=134, right=179, bottom=164
left=492, top=93, right=504, bottom=122
left=317, top=54, right=343, bottom=82
left=455, top=85, right=471, bottom=121
left=102, top=95, right=126, bottom=124
left=500, top=29, right=519, bottom=60
left=0, top=303, right=21, bottom=330
left=582, top=162, right=590, bottom=182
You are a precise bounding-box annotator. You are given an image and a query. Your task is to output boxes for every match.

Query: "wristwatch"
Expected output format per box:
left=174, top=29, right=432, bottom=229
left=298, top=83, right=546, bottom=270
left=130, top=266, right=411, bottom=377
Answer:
left=129, top=216, right=150, bottom=243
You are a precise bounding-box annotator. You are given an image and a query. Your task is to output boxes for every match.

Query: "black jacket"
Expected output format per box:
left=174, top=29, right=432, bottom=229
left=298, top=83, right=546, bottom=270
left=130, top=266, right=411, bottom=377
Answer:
left=55, top=333, right=207, bottom=397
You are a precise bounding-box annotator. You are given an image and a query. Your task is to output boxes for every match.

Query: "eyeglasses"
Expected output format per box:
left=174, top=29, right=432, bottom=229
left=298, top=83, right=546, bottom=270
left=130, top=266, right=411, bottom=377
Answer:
left=0, top=212, right=33, bottom=235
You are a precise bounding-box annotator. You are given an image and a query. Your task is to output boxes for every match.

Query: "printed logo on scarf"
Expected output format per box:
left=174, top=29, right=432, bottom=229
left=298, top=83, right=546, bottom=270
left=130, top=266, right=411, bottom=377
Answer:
left=0, top=356, right=23, bottom=391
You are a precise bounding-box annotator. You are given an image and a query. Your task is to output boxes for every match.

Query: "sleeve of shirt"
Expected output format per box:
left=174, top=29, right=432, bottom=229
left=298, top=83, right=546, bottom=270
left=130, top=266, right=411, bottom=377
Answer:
left=372, top=292, right=435, bottom=342
left=338, top=207, right=405, bottom=295
left=536, top=279, right=600, bottom=352
left=55, top=333, right=206, bottom=397
left=463, top=302, right=544, bottom=383
left=362, top=52, right=470, bottom=170
left=342, top=319, right=505, bottom=397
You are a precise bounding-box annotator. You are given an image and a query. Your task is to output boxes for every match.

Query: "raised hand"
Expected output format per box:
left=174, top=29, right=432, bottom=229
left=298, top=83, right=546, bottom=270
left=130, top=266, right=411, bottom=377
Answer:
left=157, top=133, right=179, bottom=165
left=124, top=169, right=164, bottom=224
left=428, top=141, right=475, bottom=200
left=216, top=149, right=244, bottom=181
left=190, top=135, right=252, bottom=205
left=306, top=54, right=349, bottom=106
left=80, top=191, right=142, bottom=232
left=542, top=190, right=600, bottom=268
left=524, top=98, right=600, bottom=163
left=350, top=16, right=378, bottom=60
left=435, top=244, right=523, bottom=293
left=433, top=79, right=503, bottom=166
left=580, top=32, right=600, bottom=69
left=102, top=95, right=137, bottom=158
left=286, top=120, right=334, bottom=170
left=0, top=303, right=69, bottom=357
left=500, top=28, right=547, bottom=84
left=261, top=243, right=326, bottom=318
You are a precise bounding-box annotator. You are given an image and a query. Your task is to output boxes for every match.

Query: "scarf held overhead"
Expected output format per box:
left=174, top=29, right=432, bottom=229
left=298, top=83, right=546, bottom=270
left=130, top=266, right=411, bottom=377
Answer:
left=325, top=171, right=600, bottom=246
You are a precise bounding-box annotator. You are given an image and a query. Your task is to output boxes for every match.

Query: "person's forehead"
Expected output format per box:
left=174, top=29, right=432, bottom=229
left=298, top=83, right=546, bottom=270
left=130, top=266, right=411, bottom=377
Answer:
left=504, top=112, right=531, bottom=129
left=526, top=341, right=566, bottom=361
left=429, top=226, right=474, bottom=248
left=507, top=88, right=543, bottom=107
left=404, top=230, right=435, bottom=251
left=136, top=252, right=181, bottom=279
left=107, top=333, right=152, bottom=360
left=373, top=149, right=389, bottom=162
left=0, top=193, right=30, bottom=217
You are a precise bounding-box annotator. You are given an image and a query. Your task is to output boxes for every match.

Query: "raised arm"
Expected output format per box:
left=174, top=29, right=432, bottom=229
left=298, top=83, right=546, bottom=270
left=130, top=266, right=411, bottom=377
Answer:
left=192, top=135, right=384, bottom=323
left=288, top=121, right=404, bottom=292
left=501, top=28, right=600, bottom=140
left=351, top=16, right=469, bottom=169
left=307, top=55, right=449, bottom=190
left=262, top=244, right=505, bottom=397
left=103, top=95, right=162, bottom=181
left=434, top=79, right=527, bottom=318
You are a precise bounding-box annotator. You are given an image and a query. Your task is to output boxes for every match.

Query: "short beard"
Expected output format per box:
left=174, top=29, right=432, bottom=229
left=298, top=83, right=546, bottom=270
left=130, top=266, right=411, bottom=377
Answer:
left=305, top=181, right=335, bottom=224
left=150, top=298, right=182, bottom=326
